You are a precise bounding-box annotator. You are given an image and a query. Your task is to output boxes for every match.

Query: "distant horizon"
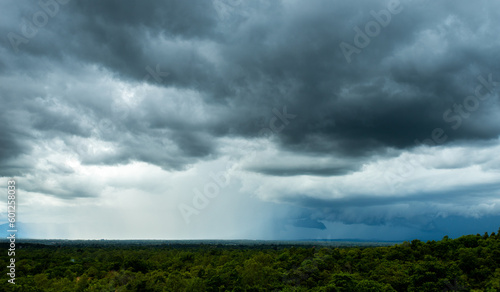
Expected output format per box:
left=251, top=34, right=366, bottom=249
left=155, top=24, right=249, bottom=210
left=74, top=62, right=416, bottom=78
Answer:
left=2, top=229, right=498, bottom=245
left=2, top=221, right=498, bottom=243
left=2, top=238, right=403, bottom=242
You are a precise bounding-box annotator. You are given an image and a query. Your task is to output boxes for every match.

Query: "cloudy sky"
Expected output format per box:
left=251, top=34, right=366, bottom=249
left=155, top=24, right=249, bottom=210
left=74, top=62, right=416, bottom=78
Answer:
left=1, top=0, right=500, bottom=240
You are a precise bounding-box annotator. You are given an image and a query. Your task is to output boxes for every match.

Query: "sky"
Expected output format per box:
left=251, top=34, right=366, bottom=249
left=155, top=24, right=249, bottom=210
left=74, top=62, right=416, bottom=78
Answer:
left=1, top=0, right=500, bottom=241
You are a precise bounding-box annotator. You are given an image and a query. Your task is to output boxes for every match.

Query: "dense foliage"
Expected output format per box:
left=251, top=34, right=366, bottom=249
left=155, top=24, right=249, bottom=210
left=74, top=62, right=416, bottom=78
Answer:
left=1, top=229, right=500, bottom=291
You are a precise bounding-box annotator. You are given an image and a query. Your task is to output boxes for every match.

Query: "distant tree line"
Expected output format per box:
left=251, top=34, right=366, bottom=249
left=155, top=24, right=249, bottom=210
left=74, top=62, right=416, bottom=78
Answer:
left=1, top=228, right=500, bottom=291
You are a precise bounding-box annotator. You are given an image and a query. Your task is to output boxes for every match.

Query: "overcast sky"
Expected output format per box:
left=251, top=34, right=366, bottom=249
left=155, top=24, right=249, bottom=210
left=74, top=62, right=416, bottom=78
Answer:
left=1, top=0, right=500, bottom=240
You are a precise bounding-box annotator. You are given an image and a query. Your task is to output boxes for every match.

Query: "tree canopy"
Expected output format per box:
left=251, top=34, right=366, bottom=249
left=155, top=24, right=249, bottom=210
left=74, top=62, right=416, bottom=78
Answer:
left=1, top=229, right=500, bottom=291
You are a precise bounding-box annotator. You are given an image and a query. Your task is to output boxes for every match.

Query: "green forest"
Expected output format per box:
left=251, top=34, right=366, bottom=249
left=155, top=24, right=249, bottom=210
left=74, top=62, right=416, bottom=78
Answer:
left=2, top=229, right=500, bottom=291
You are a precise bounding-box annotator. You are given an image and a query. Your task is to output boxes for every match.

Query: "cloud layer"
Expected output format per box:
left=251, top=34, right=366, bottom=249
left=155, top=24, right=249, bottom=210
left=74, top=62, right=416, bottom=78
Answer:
left=0, top=0, right=499, bottom=239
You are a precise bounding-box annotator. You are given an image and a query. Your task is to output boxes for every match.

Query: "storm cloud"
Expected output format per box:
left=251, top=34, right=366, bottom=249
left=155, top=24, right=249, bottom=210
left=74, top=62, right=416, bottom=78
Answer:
left=0, top=0, right=499, bottom=240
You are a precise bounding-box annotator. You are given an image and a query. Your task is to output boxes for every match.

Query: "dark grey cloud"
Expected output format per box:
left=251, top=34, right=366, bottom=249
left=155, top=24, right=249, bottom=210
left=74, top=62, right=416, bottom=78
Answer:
left=2, top=0, right=499, bottom=169
left=0, top=119, right=25, bottom=165
left=292, top=218, right=327, bottom=230
left=274, top=180, right=500, bottom=229
left=1, top=0, right=500, bottom=239
left=247, top=165, right=354, bottom=177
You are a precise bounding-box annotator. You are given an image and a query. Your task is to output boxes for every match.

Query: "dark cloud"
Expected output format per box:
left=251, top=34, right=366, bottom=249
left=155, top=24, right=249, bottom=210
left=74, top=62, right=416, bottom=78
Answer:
left=2, top=0, right=499, bottom=167
left=1, top=0, right=500, bottom=239
left=0, top=120, right=25, bottom=166
left=247, top=165, right=354, bottom=177
left=275, top=180, right=500, bottom=229
left=292, top=218, right=327, bottom=230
